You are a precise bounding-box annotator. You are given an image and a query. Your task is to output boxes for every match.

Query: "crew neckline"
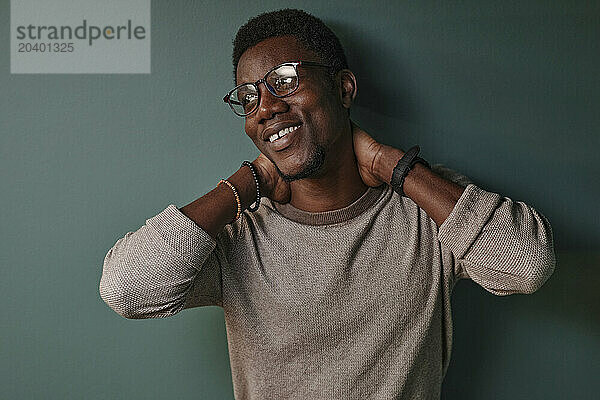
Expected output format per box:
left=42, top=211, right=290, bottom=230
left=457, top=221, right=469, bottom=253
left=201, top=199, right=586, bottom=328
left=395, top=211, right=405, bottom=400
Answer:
left=266, top=184, right=388, bottom=226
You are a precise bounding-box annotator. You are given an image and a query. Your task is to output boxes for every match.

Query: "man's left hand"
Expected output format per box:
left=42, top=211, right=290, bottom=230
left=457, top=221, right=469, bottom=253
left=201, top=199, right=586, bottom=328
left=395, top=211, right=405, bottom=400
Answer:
left=351, top=120, right=387, bottom=187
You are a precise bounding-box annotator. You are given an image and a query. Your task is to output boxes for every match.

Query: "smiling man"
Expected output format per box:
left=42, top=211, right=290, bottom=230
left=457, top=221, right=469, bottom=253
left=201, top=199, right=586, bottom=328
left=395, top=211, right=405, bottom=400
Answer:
left=99, top=9, right=556, bottom=400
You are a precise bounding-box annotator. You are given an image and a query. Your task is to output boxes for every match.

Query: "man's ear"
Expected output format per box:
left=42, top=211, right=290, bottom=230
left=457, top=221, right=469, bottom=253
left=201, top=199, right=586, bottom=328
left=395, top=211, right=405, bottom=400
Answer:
left=338, top=69, right=357, bottom=109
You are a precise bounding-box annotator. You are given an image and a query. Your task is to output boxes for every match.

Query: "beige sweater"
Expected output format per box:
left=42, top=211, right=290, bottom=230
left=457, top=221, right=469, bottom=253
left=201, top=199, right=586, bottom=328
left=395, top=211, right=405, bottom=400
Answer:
left=99, top=165, right=555, bottom=399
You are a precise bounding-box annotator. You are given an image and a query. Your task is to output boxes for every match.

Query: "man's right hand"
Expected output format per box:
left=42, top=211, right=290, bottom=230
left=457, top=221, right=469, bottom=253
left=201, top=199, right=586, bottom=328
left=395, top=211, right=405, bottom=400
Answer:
left=252, top=153, right=291, bottom=204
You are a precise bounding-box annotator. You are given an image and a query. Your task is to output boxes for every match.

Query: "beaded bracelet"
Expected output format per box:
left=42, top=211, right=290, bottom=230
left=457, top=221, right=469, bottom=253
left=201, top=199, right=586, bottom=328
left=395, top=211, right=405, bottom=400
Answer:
left=218, top=179, right=241, bottom=222
left=241, top=161, right=261, bottom=212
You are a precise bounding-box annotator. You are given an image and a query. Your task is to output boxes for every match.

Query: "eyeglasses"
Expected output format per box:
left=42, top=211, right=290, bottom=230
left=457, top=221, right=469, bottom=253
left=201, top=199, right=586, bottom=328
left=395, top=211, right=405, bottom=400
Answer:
left=223, top=60, right=333, bottom=117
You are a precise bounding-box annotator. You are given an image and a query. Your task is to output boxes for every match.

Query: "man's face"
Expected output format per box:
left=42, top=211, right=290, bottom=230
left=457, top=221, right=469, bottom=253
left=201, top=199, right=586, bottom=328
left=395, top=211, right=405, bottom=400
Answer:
left=236, top=35, right=347, bottom=182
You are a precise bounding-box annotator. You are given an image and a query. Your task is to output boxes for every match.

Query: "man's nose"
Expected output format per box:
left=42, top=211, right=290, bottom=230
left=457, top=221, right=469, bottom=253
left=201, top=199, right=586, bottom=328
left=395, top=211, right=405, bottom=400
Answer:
left=255, top=82, right=288, bottom=122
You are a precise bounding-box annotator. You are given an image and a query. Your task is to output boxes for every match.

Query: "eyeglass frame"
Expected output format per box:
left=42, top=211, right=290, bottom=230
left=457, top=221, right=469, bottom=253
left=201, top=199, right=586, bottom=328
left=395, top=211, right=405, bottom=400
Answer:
left=223, top=60, right=334, bottom=117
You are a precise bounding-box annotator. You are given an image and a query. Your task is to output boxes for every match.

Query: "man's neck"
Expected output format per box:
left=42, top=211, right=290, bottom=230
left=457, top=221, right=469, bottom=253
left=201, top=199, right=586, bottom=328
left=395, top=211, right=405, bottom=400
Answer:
left=287, top=145, right=369, bottom=213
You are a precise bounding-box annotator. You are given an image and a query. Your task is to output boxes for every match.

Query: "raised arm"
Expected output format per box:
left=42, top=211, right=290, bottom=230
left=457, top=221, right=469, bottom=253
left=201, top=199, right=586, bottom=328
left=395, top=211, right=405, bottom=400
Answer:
left=99, top=160, right=272, bottom=319
left=374, top=145, right=555, bottom=295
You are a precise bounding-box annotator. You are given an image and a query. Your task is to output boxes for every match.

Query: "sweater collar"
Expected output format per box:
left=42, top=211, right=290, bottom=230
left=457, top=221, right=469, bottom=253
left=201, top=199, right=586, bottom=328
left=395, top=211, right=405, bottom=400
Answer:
left=265, top=184, right=388, bottom=226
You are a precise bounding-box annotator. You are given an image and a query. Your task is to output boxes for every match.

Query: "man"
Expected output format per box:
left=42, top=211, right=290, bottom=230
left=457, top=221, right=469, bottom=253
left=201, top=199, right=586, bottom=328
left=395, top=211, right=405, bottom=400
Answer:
left=99, top=9, right=556, bottom=399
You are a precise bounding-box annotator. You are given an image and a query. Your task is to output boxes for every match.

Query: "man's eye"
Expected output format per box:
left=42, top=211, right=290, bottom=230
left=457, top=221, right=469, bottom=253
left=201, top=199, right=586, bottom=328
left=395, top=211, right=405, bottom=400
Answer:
left=240, top=93, right=257, bottom=106
left=275, top=77, right=294, bottom=90
left=241, top=94, right=257, bottom=111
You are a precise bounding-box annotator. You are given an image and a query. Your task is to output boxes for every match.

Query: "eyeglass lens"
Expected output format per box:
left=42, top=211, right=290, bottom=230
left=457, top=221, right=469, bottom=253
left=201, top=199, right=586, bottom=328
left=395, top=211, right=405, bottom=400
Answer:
left=229, top=64, right=299, bottom=115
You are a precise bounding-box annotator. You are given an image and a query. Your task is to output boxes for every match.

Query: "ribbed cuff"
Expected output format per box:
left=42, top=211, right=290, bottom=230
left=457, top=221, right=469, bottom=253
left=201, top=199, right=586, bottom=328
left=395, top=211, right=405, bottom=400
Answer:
left=438, top=184, right=501, bottom=259
left=146, top=204, right=217, bottom=267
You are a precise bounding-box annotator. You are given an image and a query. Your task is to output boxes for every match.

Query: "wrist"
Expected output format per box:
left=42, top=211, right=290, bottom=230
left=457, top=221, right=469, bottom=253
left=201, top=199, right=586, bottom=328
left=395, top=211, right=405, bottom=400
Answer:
left=374, top=145, right=405, bottom=184
left=227, top=166, right=258, bottom=211
left=256, top=168, right=271, bottom=197
left=251, top=158, right=274, bottom=197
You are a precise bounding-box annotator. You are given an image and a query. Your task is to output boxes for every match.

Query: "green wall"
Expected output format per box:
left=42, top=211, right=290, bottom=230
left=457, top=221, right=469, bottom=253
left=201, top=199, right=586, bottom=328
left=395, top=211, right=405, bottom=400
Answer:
left=2, top=1, right=598, bottom=398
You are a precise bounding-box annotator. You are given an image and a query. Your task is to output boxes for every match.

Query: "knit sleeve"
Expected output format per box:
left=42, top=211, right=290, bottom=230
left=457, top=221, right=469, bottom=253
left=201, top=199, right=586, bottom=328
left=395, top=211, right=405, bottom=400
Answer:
left=99, top=204, right=224, bottom=319
left=437, top=184, right=556, bottom=296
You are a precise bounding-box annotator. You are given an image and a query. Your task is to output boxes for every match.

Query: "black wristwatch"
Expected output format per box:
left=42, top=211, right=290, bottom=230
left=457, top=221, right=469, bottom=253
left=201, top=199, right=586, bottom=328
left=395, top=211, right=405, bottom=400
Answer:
left=390, top=145, right=430, bottom=197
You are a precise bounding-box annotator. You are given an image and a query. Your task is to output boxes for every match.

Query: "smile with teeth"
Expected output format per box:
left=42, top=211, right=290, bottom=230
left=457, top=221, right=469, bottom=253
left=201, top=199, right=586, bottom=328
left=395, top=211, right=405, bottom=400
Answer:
left=269, top=125, right=300, bottom=142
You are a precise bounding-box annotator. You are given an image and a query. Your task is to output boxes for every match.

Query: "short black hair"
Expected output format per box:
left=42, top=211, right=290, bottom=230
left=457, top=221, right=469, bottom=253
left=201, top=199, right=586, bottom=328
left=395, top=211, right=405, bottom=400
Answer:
left=232, top=9, right=348, bottom=83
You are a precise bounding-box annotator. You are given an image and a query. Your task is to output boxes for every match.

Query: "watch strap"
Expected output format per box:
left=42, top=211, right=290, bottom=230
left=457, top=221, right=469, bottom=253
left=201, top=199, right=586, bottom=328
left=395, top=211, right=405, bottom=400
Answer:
left=390, top=146, right=430, bottom=197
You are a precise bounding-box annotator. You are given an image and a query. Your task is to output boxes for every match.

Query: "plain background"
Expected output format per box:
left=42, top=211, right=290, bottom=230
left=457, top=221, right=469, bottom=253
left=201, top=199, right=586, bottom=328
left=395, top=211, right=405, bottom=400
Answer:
left=2, top=1, right=598, bottom=399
